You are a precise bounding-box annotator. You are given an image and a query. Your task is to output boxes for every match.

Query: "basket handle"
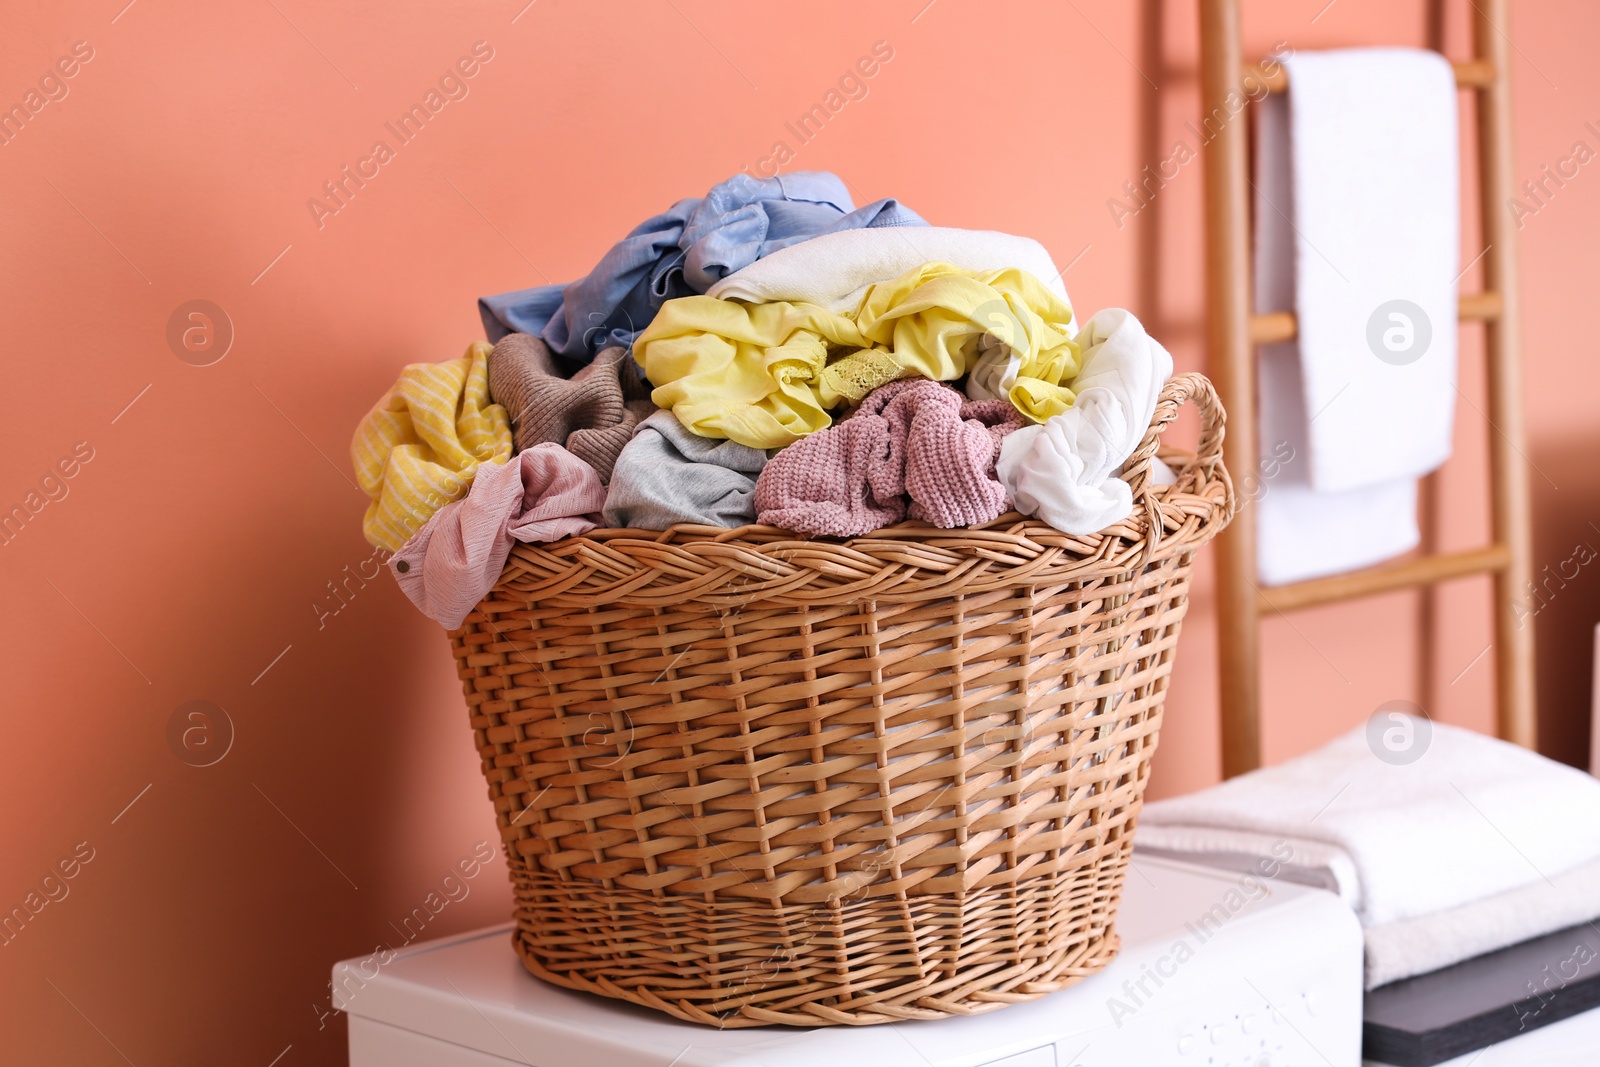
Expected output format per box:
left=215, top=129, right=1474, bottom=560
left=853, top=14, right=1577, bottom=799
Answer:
left=1118, top=372, right=1233, bottom=566
left=1121, top=371, right=1228, bottom=498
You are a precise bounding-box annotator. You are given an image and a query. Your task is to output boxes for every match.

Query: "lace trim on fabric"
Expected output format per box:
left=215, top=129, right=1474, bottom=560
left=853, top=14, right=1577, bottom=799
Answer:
left=820, top=347, right=908, bottom=403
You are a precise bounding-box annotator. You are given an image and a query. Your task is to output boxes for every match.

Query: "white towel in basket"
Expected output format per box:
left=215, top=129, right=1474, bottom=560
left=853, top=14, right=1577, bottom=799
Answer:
left=707, top=225, right=1071, bottom=315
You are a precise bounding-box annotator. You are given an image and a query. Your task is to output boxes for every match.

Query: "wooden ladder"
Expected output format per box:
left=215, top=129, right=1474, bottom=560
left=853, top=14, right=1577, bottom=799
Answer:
left=1199, top=0, right=1536, bottom=777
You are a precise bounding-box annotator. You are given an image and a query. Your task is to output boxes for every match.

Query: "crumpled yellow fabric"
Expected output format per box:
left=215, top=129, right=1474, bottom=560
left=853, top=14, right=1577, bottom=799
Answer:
left=350, top=341, right=513, bottom=550
left=638, top=297, right=870, bottom=449
left=856, top=263, right=1082, bottom=423
left=636, top=262, right=1080, bottom=449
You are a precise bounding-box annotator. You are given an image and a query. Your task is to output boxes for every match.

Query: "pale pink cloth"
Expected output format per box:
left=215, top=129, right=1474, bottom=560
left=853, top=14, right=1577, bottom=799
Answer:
left=390, top=444, right=604, bottom=628
left=755, top=378, right=1023, bottom=537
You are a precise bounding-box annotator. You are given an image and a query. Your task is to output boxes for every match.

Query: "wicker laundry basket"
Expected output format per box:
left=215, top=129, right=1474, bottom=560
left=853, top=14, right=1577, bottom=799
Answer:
left=447, top=372, right=1233, bottom=1027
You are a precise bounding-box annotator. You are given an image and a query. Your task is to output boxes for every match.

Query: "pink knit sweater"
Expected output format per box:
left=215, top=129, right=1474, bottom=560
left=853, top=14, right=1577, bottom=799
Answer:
left=755, top=378, right=1023, bottom=537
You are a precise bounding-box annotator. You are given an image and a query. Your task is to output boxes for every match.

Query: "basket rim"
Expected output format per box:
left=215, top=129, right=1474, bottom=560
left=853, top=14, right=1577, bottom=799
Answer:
left=479, top=372, right=1234, bottom=611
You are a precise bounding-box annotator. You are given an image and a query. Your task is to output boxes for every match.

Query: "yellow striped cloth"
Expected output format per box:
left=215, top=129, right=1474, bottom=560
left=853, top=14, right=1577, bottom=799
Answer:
left=351, top=341, right=512, bottom=550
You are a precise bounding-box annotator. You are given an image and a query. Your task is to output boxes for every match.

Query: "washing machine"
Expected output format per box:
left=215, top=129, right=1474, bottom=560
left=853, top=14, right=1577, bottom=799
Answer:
left=334, top=854, right=1365, bottom=1065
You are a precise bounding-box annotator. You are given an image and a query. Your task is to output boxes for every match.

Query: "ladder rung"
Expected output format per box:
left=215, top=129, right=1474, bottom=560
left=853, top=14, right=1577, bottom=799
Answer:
left=1256, top=544, right=1511, bottom=613
left=1460, top=290, right=1505, bottom=320
left=1249, top=292, right=1503, bottom=345
left=1248, top=58, right=1496, bottom=94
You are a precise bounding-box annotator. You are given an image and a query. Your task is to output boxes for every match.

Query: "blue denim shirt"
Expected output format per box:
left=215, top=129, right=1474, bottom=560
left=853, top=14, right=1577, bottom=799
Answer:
left=478, top=171, right=924, bottom=373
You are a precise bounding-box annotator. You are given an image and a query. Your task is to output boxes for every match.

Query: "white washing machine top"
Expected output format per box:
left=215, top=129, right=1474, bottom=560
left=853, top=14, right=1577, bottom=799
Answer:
left=334, top=854, right=1365, bottom=1066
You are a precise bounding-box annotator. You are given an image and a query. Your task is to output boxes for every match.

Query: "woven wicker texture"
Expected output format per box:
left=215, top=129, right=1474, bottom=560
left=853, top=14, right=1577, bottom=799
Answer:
left=449, top=372, right=1234, bottom=1027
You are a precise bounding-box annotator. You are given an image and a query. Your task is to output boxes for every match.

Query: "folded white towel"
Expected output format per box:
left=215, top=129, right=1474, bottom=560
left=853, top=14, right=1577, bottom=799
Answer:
left=1254, top=48, right=1459, bottom=584
left=1363, top=853, right=1600, bottom=989
left=996, top=309, right=1172, bottom=534
left=706, top=225, right=1071, bottom=315
left=1137, top=719, right=1600, bottom=929
left=1137, top=829, right=1600, bottom=988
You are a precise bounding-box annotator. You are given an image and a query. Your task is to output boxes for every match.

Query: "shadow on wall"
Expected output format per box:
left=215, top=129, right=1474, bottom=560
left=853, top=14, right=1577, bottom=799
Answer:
left=1530, top=439, right=1600, bottom=768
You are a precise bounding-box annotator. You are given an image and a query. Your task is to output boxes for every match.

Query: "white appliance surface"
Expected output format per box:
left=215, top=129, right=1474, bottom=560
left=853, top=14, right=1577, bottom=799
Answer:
left=335, top=854, right=1365, bottom=1066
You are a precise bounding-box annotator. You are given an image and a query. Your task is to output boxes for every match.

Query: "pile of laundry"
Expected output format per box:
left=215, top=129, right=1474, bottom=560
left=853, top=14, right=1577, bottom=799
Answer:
left=350, top=171, right=1174, bottom=629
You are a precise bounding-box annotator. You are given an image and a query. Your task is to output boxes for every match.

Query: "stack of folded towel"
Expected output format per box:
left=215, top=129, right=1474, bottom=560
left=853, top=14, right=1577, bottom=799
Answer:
left=1137, top=717, right=1600, bottom=989
left=350, top=170, right=1177, bottom=628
